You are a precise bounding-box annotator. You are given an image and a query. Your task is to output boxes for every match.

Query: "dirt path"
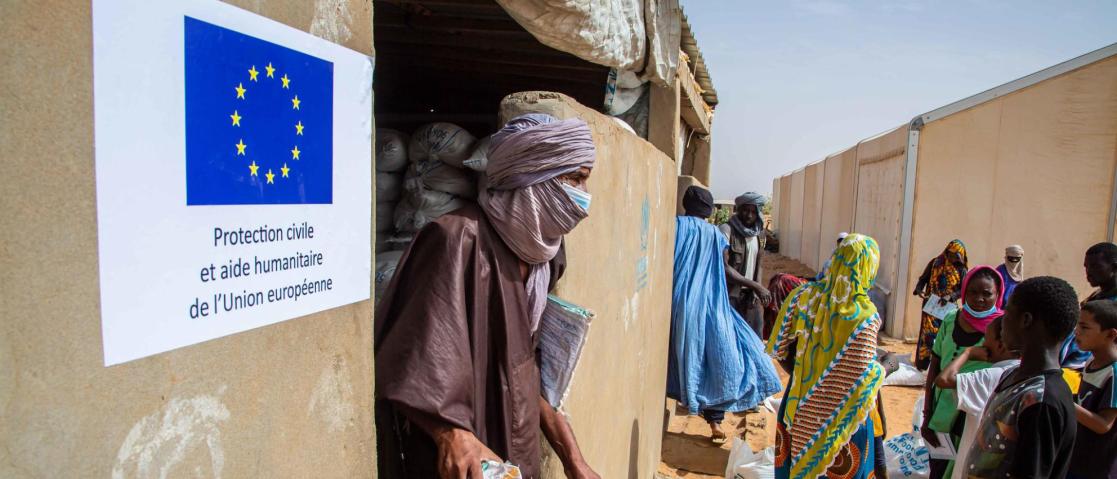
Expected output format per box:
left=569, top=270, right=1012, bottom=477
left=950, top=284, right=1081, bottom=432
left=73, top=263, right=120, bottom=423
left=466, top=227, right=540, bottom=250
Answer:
left=657, top=253, right=923, bottom=478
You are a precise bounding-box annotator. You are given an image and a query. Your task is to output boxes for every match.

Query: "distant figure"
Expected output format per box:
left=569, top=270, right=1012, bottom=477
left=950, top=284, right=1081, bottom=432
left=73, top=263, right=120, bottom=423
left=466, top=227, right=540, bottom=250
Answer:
left=996, top=244, right=1024, bottom=303
left=1062, top=242, right=1117, bottom=370
left=718, top=192, right=772, bottom=337
left=913, top=239, right=969, bottom=370
left=769, top=234, right=885, bottom=479
left=668, top=186, right=781, bottom=444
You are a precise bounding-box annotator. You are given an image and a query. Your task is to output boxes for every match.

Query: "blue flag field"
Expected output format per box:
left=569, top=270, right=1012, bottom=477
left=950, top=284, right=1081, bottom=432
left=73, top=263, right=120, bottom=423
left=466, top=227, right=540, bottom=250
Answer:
left=185, top=16, right=334, bottom=205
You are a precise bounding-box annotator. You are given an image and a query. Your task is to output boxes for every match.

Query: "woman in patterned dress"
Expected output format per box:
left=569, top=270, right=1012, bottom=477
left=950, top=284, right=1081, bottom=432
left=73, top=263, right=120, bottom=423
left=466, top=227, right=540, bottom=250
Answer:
left=768, top=234, right=886, bottom=479
left=912, top=239, right=969, bottom=370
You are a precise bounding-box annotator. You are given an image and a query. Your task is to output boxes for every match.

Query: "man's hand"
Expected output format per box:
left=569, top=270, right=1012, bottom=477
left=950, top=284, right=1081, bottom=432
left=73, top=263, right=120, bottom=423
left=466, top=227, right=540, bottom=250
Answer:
left=755, top=286, right=773, bottom=306
left=434, top=427, right=501, bottom=479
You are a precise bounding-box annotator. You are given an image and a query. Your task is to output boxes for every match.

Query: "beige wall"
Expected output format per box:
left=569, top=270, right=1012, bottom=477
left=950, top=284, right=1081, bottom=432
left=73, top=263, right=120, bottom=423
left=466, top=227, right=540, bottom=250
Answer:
left=901, top=56, right=1117, bottom=338
left=500, top=92, right=677, bottom=479
left=771, top=177, right=782, bottom=233
left=818, top=148, right=857, bottom=268
left=853, top=125, right=908, bottom=305
left=0, top=1, right=377, bottom=477
left=778, top=175, right=793, bottom=243
left=800, top=162, right=825, bottom=271
left=784, top=170, right=806, bottom=259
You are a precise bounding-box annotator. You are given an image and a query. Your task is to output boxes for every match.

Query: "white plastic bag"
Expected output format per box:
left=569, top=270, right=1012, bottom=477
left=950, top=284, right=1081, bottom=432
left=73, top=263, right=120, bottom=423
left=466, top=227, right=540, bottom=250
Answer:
left=405, top=160, right=476, bottom=198
left=376, top=172, right=403, bottom=203
left=376, top=201, right=397, bottom=233
left=884, top=433, right=931, bottom=478
left=376, top=129, right=409, bottom=172
left=462, top=135, right=491, bottom=172
left=409, top=122, right=476, bottom=168
left=912, top=395, right=925, bottom=432
left=883, top=363, right=927, bottom=387
left=725, top=438, right=775, bottom=479
left=394, top=189, right=466, bottom=233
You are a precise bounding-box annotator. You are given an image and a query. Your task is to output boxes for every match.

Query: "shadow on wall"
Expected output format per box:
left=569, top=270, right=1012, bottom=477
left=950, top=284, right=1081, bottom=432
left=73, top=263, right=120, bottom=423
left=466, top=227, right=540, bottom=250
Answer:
left=629, top=418, right=640, bottom=479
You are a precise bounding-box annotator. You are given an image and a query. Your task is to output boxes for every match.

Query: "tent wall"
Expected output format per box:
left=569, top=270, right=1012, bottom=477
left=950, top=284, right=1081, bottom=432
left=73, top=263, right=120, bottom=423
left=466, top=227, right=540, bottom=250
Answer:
left=778, top=175, right=792, bottom=244
left=500, top=92, right=678, bottom=479
left=800, top=163, right=825, bottom=271
left=784, top=169, right=806, bottom=259
left=771, top=177, right=781, bottom=233
left=1, top=1, right=378, bottom=477
left=852, top=126, right=908, bottom=309
left=900, top=55, right=1117, bottom=339
left=819, top=148, right=857, bottom=267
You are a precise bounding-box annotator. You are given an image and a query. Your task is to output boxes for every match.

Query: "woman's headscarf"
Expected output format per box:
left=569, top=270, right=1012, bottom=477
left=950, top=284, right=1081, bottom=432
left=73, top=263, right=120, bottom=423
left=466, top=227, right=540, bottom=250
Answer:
left=729, top=192, right=765, bottom=238
left=767, top=234, right=884, bottom=479
left=929, top=239, right=968, bottom=297
left=1004, top=244, right=1024, bottom=281
left=958, top=265, right=1005, bottom=333
left=478, top=113, right=596, bottom=331
left=681, top=186, right=713, bottom=217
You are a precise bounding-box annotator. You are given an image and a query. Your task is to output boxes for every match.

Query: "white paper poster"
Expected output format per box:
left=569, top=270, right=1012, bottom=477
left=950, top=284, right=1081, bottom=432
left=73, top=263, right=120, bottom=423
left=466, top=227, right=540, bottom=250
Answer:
left=93, top=0, right=373, bottom=365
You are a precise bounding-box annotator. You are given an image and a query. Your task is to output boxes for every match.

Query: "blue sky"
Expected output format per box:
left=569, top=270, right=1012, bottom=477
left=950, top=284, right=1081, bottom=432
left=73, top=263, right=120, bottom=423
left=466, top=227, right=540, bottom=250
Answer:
left=681, top=0, right=1117, bottom=199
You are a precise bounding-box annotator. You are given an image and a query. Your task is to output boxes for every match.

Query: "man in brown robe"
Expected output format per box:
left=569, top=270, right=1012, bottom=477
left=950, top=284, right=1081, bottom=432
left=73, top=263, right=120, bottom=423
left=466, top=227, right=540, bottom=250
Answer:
left=375, top=114, right=599, bottom=479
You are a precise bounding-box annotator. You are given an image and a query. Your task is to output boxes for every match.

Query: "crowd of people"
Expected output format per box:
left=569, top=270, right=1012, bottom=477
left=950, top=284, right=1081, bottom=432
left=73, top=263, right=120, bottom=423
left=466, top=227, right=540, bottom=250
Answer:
left=671, top=184, right=1117, bottom=479
left=370, top=112, right=1117, bottom=479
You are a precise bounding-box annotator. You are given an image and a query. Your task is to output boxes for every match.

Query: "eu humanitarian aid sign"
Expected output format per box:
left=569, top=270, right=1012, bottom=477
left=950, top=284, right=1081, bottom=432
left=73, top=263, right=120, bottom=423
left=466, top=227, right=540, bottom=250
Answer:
left=93, top=0, right=372, bottom=366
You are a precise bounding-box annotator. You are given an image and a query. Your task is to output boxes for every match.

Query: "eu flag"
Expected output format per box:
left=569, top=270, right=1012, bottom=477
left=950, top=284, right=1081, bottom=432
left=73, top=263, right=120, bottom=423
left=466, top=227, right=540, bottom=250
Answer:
left=185, top=17, right=333, bottom=205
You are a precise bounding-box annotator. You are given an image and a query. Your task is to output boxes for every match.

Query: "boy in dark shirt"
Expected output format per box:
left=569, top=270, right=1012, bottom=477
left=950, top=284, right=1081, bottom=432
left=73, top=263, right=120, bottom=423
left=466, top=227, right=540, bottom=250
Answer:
left=1069, top=300, right=1117, bottom=479
left=962, top=276, right=1078, bottom=478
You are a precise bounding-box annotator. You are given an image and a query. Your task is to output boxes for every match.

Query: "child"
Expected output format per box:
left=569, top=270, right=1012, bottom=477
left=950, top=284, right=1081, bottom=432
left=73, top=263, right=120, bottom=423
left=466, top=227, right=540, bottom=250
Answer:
left=921, top=266, right=1002, bottom=479
left=961, top=276, right=1079, bottom=478
left=934, top=315, right=1019, bottom=479
left=1068, top=300, right=1117, bottom=479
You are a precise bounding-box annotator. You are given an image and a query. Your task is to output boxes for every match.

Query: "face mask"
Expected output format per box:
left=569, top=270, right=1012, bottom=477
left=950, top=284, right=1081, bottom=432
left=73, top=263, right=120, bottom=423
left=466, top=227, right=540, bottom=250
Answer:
left=963, top=302, right=998, bottom=318
left=562, top=183, right=591, bottom=213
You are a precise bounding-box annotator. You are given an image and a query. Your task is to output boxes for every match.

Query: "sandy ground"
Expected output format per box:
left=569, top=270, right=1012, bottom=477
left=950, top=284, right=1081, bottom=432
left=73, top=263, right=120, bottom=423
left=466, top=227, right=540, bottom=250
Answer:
left=657, top=252, right=923, bottom=478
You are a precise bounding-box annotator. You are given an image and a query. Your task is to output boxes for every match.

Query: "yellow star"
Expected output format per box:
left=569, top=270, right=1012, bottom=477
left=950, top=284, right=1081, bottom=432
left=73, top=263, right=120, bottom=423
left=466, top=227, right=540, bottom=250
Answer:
left=295, top=121, right=304, bottom=135
left=265, top=169, right=275, bottom=184
left=248, top=65, right=259, bottom=81
left=235, top=139, right=247, bottom=156
left=281, top=163, right=290, bottom=178
left=291, top=95, right=301, bottom=110
left=248, top=160, right=259, bottom=176
left=230, top=110, right=242, bottom=126
left=235, top=83, right=246, bottom=99
left=265, top=62, right=275, bottom=78
left=291, top=145, right=301, bottom=160
left=281, top=74, right=290, bottom=89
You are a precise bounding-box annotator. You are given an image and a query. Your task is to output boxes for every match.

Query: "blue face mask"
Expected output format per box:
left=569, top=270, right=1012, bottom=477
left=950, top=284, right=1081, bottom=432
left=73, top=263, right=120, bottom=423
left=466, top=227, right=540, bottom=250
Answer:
left=561, top=183, right=591, bottom=213
left=963, top=302, right=998, bottom=318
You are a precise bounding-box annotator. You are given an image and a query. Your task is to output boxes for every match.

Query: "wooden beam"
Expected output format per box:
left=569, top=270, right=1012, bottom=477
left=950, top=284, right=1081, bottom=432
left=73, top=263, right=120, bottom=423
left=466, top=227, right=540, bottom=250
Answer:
left=376, top=53, right=607, bottom=84
left=376, top=6, right=524, bottom=33
left=374, top=43, right=600, bottom=72
left=678, top=60, right=711, bottom=134
left=375, top=28, right=567, bottom=57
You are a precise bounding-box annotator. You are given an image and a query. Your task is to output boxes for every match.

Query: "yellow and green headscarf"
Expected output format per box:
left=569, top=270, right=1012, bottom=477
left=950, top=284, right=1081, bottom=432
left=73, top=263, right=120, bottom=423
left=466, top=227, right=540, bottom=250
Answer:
left=768, top=234, right=885, bottom=479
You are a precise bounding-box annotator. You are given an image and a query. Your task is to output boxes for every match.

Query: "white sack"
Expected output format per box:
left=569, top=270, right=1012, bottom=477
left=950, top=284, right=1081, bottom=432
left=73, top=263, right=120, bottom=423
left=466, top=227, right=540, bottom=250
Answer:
left=376, top=172, right=403, bottom=202
left=882, top=363, right=927, bottom=387
left=375, top=201, right=396, bottom=233
left=394, top=188, right=466, bottom=233
left=409, top=122, right=476, bottom=168
left=884, top=433, right=931, bottom=479
left=376, top=129, right=409, bottom=172
left=725, top=438, right=775, bottom=479
left=462, top=135, right=491, bottom=172
left=405, top=160, right=477, bottom=198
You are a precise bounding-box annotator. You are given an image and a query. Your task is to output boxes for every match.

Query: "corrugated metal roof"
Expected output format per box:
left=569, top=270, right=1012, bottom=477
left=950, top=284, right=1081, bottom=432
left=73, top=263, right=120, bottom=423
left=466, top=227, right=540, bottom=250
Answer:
left=680, top=9, right=717, bottom=107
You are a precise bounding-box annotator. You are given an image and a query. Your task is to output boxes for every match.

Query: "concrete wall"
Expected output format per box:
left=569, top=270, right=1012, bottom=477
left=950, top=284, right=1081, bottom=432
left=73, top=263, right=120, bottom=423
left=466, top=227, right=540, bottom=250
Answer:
left=853, top=125, right=908, bottom=308
left=900, top=56, right=1117, bottom=339
left=500, top=92, right=677, bottom=479
left=800, top=162, right=826, bottom=271
left=771, top=177, right=782, bottom=233
left=1, top=1, right=376, bottom=477
left=784, top=169, right=806, bottom=259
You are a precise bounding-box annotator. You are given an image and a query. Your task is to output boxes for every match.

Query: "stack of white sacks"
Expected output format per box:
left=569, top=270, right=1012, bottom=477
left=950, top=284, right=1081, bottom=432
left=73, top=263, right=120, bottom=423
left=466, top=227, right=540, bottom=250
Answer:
left=374, top=123, right=491, bottom=299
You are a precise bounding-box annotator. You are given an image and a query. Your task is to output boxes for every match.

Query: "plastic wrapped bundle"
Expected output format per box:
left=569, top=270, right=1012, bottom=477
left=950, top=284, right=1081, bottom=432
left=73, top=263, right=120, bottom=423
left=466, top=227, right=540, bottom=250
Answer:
left=376, top=129, right=409, bottom=172
left=376, top=172, right=403, bottom=202
left=409, top=122, right=476, bottom=168
left=404, top=159, right=477, bottom=198
left=375, top=250, right=404, bottom=300
left=462, top=135, right=491, bottom=172
left=393, top=188, right=466, bottom=233
left=375, top=201, right=396, bottom=233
